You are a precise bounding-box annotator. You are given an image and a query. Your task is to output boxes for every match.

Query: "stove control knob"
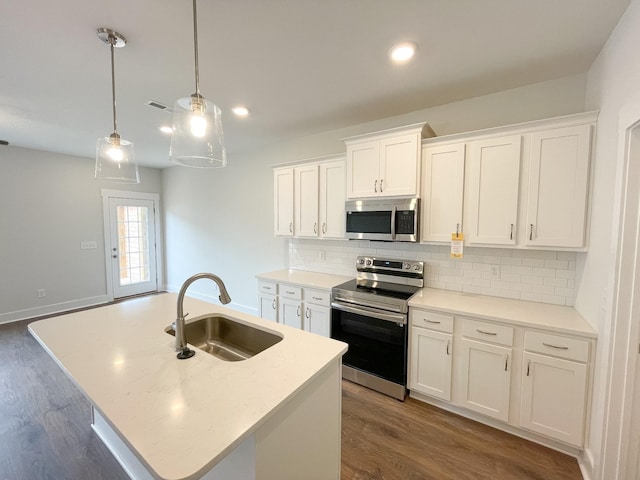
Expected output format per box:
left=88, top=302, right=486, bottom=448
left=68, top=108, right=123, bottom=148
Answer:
left=413, top=264, right=421, bottom=271
left=358, top=258, right=365, bottom=265
left=403, top=263, right=410, bottom=270
left=365, top=259, right=372, bottom=266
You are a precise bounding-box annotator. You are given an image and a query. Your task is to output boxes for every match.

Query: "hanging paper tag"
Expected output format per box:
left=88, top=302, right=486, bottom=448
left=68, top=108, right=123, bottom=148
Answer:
left=451, top=232, right=464, bottom=259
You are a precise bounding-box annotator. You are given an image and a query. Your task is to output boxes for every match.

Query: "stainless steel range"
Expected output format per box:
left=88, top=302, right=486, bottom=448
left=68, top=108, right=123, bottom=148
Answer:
left=331, top=256, right=424, bottom=400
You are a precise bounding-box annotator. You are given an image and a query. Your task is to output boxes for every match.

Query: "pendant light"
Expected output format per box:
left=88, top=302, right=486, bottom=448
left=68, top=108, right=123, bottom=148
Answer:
left=169, top=0, right=227, bottom=168
left=95, top=28, right=140, bottom=184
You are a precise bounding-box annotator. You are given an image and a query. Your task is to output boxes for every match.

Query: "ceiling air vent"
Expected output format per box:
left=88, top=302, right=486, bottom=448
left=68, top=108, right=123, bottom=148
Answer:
left=146, top=100, right=172, bottom=112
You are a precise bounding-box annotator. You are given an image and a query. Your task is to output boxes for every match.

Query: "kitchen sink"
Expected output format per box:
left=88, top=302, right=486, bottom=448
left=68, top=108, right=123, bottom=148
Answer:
left=166, top=314, right=283, bottom=361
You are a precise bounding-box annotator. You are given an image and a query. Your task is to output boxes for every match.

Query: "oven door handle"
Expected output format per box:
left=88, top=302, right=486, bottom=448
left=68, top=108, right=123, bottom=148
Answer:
left=331, top=301, right=406, bottom=325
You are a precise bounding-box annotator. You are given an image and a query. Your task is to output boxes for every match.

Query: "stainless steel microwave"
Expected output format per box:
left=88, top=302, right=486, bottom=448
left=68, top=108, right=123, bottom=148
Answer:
left=345, top=198, right=419, bottom=242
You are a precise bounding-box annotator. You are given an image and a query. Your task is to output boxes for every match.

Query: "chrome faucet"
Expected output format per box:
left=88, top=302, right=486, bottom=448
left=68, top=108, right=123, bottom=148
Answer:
left=175, top=272, right=232, bottom=359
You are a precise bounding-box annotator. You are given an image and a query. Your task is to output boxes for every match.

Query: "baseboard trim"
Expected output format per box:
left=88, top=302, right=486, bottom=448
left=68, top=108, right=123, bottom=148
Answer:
left=0, top=295, right=111, bottom=324
left=165, top=284, right=258, bottom=316
left=578, top=447, right=595, bottom=480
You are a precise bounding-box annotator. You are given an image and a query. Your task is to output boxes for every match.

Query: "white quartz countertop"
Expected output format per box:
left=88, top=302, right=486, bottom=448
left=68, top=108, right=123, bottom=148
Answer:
left=409, top=288, right=597, bottom=338
left=28, top=293, right=347, bottom=480
left=256, top=269, right=351, bottom=290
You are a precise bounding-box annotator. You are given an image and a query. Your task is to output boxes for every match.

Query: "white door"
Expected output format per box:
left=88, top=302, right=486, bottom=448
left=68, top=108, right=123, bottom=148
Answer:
left=258, top=294, right=278, bottom=322
left=421, top=143, right=466, bottom=242
left=304, top=304, right=331, bottom=337
left=409, top=327, right=453, bottom=401
left=466, top=135, right=521, bottom=245
left=525, top=124, right=591, bottom=247
left=108, top=197, right=158, bottom=298
left=294, top=165, right=319, bottom=237
left=319, top=161, right=345, bottom=238
left=279, top=298, right=302, bottom=329
left=346, top=140, right=380, bottom=198
left=379, top=133, right=420, bottom=197
left=459, top=338, right=512, bottom=422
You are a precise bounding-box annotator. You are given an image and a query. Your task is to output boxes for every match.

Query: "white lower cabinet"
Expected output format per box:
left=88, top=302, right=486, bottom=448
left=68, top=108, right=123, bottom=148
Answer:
left=280, top=297, right=303, bottom=329
left=519, top=332, right=589, bottom=447
left=304, top=303, right=331, bottom=337
left=409, top=306, right=593, bottom=451
left=257, top=281, right=278, bottom=322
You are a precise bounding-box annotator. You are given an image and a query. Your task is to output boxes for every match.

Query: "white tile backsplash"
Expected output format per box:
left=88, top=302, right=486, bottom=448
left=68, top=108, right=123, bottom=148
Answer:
left=288, top=239, right=577, bottom=306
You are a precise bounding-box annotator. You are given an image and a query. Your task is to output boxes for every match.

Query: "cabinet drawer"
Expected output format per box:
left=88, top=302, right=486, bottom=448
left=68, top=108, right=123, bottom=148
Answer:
left=524, top=331, right=589, bottom=363
left=462, top=318, right=513, bottom=346
left=258, top=281, right=278, bottom=295
left=411, top=309, right=454, bottom=333
left=304, top=288, right=330, bottom=307
left=280, top=284, right=302, bottom=300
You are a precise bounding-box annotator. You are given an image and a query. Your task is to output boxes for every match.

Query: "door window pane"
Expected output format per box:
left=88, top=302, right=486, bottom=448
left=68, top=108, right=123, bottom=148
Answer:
left=117, top=206, right=151, bottom=286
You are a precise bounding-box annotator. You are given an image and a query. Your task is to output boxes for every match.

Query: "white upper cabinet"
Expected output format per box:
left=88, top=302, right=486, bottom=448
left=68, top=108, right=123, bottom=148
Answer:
left=319, top=161, right=346, bottom=238
left=273, top=157, right=345, bottom=239
left=524, top=124, right=592, bottom=248
left=421, top=143, right=465, bottom=242
left=465, top=135, right=522, bottom=246
left=294, top=164, right=319, bottom=237
left=344, top=124, right=431, bottom=199
left=274, top=168, right=294, bottom=236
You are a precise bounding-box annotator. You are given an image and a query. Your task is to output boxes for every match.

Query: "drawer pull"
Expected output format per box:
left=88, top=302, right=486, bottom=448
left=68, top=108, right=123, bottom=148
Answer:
left=542, top=342, right=569, bottom=350
left=312, top=296, right=322, bottom=301
left=426, top=320, right=441, bottom=324
left=476, top=329, right=497, bottom=336
left=286, top=290, right=295, bottom=295
left=263, top=286, right=272, bottom=290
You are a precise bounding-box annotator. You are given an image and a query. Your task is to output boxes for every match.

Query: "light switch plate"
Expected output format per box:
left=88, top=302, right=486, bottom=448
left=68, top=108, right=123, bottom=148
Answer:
left=81, top=241, right=98, bottom=249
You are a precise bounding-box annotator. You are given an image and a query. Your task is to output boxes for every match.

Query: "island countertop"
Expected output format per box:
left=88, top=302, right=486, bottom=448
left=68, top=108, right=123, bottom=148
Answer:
left=28, top=293, right=347, bottom=480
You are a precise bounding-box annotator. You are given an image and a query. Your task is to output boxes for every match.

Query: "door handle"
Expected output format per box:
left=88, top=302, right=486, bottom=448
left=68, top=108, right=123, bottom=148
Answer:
left=374, top=179, right=378, bottom=193
left=380, top=178, right=384, bottom=192
left=112, top=254, right=118, bottom=259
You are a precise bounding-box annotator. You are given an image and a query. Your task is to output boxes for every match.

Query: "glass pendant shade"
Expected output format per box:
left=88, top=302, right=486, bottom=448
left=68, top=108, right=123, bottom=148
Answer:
left=169, top=95, right=227, bottom=168
left=94, top=28, right=140, bottom=184
left=95, top=134, right=139, bottom=183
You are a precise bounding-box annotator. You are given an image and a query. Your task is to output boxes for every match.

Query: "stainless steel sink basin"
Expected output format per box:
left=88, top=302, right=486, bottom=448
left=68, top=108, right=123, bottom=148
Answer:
left=166, top=314, right=283, bottom=361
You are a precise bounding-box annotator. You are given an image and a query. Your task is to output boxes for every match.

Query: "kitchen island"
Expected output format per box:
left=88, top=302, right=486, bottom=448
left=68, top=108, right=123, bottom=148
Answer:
left=28, top=293, right=347, bottom=480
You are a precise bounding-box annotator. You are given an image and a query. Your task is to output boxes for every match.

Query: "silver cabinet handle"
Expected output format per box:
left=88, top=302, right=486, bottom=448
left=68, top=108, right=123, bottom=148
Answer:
left=426, top=320, right=441, bottom=324
left=456, top=223, right=460, bottom=237
left=296, top=305, right=301, bottom=317
left=530, top=224, right=534, bottom=240
left=289, top=222, right=293, bottom=233
left=380, top=178, right=384, bottom=192
left=526, top=359, right=530, bottom=376
left=374, top=179, right=378, bottom=193
left=312, top=296, right=322, bottom=301
left=542, top=342, right=569, bottom=350
left=271, top=298, right=276, bottom=309
left=446, top=340, right=451, bottom=356
left=504, top=355, right=509, bottom=371
left=305, top=307, right=310, bottom=319
left=322, top=223, right=326, bottom=234
left=314, top=222, right=317, bottom=234
left=476, top=329, right=497, bottom=336
left=510, top=223, right=514, bottom=240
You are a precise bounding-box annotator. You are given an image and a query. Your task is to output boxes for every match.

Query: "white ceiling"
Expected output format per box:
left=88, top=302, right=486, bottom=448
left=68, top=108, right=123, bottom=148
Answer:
left=0, top=0, right=630, bottom=168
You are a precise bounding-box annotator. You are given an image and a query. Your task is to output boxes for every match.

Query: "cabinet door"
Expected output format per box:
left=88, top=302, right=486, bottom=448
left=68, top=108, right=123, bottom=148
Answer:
left=294, top=164, right=319, bottom=237
left=274, top=168, right=294, bottom=236
left=279, top=298, right=303, bottom=329
left=459, top=338, right=512, bottom=422
left=346, top=140, right=380, bottom=198
left=520, top=352, right=587, bottom=446
left=525, top=125, right=591, bottom=248
left=304, top=304, right=331, bottom=337
left=421, top=143, right=465, bottom=242
left=409, top=327, right=453, bottom=401
left=379, top=133, right=420, bottom=197
left=466, top=136, right=521, bottom=245
left=258, top=293, right=278, bottom=322
left=319, top=161, right=345, bottom=238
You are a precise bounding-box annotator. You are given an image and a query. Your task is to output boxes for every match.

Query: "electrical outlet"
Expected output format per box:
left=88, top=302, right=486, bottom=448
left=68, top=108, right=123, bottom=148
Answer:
left=490, top=265, right=500, bottom=279
left=81, top=241, right=98, bottom=249
left=319, top=250, right=326, bottom=261
left=37, top=289, right=46, bottom=298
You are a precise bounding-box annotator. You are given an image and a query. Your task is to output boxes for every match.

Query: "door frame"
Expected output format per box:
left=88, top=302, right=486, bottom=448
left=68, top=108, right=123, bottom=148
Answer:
left=101, top=189, right=163, bottom=301
left=599, top=99, right=640, bottom=480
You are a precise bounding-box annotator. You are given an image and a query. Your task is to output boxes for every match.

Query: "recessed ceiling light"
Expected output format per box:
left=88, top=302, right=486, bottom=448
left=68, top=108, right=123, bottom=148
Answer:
left=389, top=42, right=417, bottom=63
left=160, top=126, right=173, bottom=134
left=232, top=106, right=250, bottom=117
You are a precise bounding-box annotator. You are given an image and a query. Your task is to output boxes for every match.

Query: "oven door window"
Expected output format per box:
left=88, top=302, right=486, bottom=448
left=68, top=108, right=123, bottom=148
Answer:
left=331, top=307, right=406, bottom=385
left=346, top=211, right=392, bottom=234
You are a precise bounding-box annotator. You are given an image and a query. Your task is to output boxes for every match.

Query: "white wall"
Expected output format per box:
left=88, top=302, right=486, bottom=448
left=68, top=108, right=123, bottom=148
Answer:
left=162, top=74, right=588, bottom=313
left=577, top=0, right=640, bottom=475
left=0, top=146, right=162, bottom=322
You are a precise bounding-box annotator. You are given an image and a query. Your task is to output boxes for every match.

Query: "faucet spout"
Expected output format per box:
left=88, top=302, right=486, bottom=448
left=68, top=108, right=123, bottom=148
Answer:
left=175, top=272, right=232, bottom=359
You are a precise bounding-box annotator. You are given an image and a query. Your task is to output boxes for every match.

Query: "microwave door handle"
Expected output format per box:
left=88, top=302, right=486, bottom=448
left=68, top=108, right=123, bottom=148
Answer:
left=391, top=206, right=397, bottom=240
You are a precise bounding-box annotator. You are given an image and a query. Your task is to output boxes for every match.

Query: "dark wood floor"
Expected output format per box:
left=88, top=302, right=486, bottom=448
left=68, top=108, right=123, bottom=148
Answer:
left=0, top=318, right=582, bottom=480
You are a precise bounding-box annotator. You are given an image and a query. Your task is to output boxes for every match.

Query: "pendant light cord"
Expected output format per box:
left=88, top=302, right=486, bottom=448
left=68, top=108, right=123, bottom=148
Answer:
left=192, top=0, right=200, bottom=96
left=109, top=35, right=118, bottom=135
